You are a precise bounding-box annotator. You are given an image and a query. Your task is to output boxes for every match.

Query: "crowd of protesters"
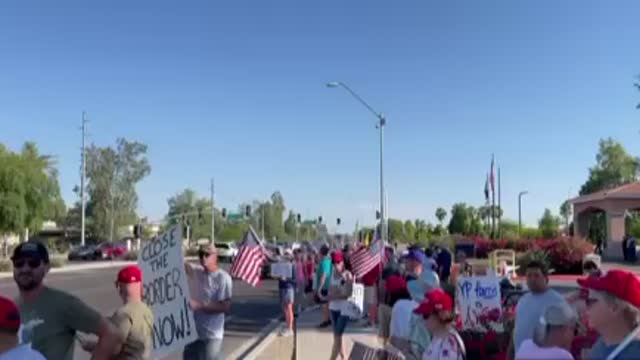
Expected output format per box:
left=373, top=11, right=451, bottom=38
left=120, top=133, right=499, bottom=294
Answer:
left=4, top=239, right=640, bottom=360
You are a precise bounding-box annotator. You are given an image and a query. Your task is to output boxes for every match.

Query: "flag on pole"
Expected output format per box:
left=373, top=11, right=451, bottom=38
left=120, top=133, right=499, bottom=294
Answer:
left=490, top=154, right=496, bottom=194
left=484, top=173, right=490, bottom=203
left=230, top=226, right=264, bottom=287
left=351, top=230, right=383, bottom=278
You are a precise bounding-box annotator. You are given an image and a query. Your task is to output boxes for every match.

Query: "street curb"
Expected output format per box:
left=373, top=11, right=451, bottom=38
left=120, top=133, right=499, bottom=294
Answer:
left=227, top=317, right=281, bottom=360
left=0, top=260, right=138, bottom=279
left=0, top=256, right=200, bottom=279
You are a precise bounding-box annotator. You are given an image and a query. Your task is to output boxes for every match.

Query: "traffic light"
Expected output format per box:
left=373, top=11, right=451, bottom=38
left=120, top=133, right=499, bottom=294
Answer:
left=337, top=218, right=341, bottom=226
left=198, top=209, right=202, bottom=220
left=222, top=208, right=227, bottom=218
left=376, top=210, right=381, bottom=220
left=245, top=205, right=251, bottom=217
left=318, top=216, right=323, bottom=224
left=296, top=213, right=301, bottom=223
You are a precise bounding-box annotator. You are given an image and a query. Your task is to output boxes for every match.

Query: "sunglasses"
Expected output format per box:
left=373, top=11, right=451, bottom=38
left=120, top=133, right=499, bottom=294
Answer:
left=12, top=258, right=42, bottom=269
left=199, top=251, right=216, bottom=259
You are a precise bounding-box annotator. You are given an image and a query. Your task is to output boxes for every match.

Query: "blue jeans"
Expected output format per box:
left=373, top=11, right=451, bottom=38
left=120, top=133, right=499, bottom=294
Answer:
left=330, top=310, right=348, bottom=336
left=183, top=338, right=223, bottom=360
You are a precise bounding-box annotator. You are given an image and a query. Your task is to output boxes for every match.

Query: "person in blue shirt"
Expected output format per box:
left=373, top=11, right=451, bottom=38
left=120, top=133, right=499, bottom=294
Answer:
left=314, top=245, right=332, bottom=328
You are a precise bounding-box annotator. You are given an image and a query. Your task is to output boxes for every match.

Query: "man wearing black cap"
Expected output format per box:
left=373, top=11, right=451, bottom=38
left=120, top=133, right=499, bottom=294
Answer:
left=11, top=241, right=122, bottom=360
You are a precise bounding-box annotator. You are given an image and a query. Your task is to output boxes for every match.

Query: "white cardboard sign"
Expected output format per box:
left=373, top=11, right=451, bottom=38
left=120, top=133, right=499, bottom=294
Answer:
left=456, top=276, right=503, bottom=331
left=270, top=262, right=293, bottom=279
left=139, top=226, right=197, bottom=358
left=341, top=283, right=364, bottom=319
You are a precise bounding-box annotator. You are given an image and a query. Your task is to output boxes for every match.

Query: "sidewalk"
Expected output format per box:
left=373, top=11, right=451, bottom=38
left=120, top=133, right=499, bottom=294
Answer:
left=296, top=308, right=380, bottom=360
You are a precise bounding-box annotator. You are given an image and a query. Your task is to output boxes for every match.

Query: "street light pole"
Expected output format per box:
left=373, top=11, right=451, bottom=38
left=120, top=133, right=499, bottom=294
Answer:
left=211, top=178, right=216, bottom=244
left=518, top=191, right=529, bottom=236
left=80, top=112, right=88, bottom=246
left=327, top=81, right=387, bottom=246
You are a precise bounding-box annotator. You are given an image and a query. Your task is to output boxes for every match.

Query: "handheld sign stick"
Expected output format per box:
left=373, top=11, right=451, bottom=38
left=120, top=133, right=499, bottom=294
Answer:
left=606, top=324, right=640, bottom=360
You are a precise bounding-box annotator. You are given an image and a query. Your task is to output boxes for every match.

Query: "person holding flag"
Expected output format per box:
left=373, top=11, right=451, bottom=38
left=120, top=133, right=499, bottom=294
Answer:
left=184, top=244, right=232, bottom=360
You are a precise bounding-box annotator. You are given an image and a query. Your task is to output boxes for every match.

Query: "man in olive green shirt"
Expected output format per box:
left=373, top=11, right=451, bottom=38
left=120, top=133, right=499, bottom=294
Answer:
left=12, top=241, right=121, bottom=360
left=80, top=265, right=154, bottom=360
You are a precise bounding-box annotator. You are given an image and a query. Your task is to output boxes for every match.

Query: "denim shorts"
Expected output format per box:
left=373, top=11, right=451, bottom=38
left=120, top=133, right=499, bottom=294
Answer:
left=330, top=310, right=348, bottom=336
left=280, top=287, right=295, bottom=304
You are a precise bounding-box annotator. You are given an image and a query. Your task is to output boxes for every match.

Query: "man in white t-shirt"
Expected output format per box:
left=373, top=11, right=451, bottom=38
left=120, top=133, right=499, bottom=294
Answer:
left=0, top=295, right=45, bottom=360
left=184, top=244, right=233, bottom=360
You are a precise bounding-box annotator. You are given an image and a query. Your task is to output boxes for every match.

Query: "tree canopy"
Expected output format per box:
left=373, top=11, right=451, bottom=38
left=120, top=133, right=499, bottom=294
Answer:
left=0, top=142, right=65, bottom=238
left=579, top=138, right=639, bottom=195
left=85, top=138, right=150, bottom=240
left=538, top=208, right=561, bottom=238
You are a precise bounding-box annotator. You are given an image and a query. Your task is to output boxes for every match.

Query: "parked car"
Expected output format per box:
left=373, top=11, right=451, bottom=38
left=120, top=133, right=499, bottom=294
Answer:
left=94, top=242, right=127, bottom=260
left=68, top=245, right=98, bottom=261
left=215, top=242, right=238, bottom=262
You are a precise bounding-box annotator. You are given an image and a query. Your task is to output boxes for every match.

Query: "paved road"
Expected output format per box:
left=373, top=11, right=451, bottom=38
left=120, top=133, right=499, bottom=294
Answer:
left=0, top=262, right=281, bottom=360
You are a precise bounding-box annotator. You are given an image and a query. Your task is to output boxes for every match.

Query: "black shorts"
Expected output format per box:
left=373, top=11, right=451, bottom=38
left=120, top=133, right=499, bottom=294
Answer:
left=314, top=289, right=329, bottom=304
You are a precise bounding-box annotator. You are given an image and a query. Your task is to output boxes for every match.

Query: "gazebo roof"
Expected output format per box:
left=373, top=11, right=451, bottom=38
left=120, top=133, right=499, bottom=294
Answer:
left=570, top=182, right=640, bottom=205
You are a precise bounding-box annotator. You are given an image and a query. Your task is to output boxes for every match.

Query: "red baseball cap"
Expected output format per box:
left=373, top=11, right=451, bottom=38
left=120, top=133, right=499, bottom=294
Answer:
left=331, top=251, right=344, bottom=264
left=385, top=274, right=407, bottom=294
left=413, top=289, right=453, bottom=316
left=117, top=265, right=143, bottom=284
left=577, top=269, right=640, bottom=307
left=0, top=296, right=20, bottom=332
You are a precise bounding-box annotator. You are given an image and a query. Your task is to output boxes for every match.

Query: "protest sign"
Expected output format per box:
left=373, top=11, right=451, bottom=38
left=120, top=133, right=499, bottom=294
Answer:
left=139, top=226, right=197, bottom=358
left=341, top=283, right=364, bottom=319
left=456, top=275, right=502, bottom=331
left=270, top=262, right=293, bottom=279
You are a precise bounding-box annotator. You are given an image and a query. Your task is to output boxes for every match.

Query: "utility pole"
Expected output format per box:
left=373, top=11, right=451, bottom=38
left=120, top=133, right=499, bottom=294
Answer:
left=211, top=178, right=216, bottom=244
left=80, top=112, right=88, bottom=246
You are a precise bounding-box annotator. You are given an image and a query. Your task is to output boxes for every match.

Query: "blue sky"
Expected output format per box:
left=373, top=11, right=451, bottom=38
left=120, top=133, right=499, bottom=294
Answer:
left=2, top=0, right=639, bottom=231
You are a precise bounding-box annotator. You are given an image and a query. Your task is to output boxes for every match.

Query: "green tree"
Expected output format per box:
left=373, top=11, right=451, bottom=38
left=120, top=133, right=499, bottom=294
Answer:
left=414, top=219, right=431, bottom=242
left=404, top=220, right=416, bottom=242
left=538, top=209, right=561, bottom=238
left=448, top=203, right=473, bottom=235
left=387, top=218, right=405, bottom=242
left=435, top=208, right=447, bottom=225
left=559, top=200, right=572, bottom=228
left=284, top=211, right=297, bottom=238
left=0, top=143, right=65, bottom=237
left=86, top=138, right=150, bottom=240
left=580, top=138, right=639, bottom=195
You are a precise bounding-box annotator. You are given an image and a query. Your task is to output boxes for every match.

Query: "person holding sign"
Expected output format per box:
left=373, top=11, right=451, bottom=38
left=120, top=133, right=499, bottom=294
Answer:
left=184, top=245, right=232, bottom=360
left=78, top=265, right=154, bottom=360
left=413, top=289, right=465, bottom=360
left=327, top=251, right=353, bottom=360
left=12, top=242, right=121, bottom=360
left=578, top=269, right=640, bottom=359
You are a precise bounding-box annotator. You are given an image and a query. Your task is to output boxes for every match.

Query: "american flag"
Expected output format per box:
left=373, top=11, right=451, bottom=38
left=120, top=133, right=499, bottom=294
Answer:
left=350, top=231, right=383, bottom=279
left=230, top=226, right=264, bottom=287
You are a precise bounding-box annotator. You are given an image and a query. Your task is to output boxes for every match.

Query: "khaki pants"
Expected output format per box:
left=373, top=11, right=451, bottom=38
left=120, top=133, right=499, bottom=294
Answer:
left=378, top=304, right=392, bottom=340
